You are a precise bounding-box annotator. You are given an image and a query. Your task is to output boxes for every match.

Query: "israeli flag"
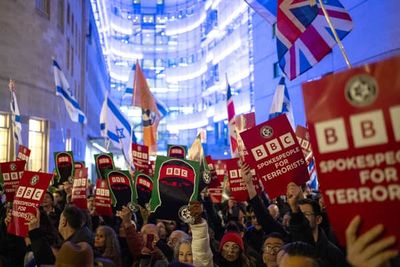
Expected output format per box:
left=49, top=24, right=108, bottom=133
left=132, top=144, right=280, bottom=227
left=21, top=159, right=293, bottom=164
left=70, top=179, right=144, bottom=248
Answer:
left=100, top=94, right=135, bottom=169
left=53, top=59, right=87, bottom=124
left=122, top=64, right=169, bottom=118
left=269, top=77, right=295, bottom=129
left=9, top=86, right=22, bottom=145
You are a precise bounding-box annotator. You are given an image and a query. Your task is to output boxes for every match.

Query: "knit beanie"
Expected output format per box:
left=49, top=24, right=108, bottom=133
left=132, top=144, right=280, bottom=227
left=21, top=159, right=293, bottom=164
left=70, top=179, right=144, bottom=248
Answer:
left=219, top=232, right=244, bottom=251
left=55, top=241, right=93, bottom=267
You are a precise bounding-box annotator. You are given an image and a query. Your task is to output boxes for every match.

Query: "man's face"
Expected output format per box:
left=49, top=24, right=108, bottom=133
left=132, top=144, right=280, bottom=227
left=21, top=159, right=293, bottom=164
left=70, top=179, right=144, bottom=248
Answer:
left=58, top=213, right=67, bottom=239
left=299, top=204, right=318, bottom=230
left=53, top=192, right=62, bottom=204
left=263, top=237, right=284, bottom=267
left=168, top=230, right=185, bottom=248
left=268, top=204, right=280, bottom=220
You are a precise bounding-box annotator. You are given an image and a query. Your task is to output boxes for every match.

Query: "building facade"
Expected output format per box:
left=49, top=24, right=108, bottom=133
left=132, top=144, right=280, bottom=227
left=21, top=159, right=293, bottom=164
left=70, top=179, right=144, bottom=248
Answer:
left=0, top=0, right=108, bottom=178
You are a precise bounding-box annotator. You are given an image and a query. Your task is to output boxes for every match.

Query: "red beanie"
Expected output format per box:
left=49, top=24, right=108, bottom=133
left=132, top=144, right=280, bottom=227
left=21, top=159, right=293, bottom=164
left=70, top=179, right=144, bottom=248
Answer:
left=219, top=232, right=244, bottom=251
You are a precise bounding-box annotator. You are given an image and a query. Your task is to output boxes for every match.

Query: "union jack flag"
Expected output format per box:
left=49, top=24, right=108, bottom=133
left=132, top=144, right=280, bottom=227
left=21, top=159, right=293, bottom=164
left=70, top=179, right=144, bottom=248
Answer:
left=226, top=80, right=238, bottom=157
left=307, top=157, right=319, bottom=190
left=277, top=0, right=353, bottom=80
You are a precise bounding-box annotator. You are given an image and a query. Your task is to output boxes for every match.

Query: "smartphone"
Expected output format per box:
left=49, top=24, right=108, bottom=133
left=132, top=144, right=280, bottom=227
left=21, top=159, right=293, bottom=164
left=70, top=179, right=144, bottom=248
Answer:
left=146, top=234, right=155, bottom=250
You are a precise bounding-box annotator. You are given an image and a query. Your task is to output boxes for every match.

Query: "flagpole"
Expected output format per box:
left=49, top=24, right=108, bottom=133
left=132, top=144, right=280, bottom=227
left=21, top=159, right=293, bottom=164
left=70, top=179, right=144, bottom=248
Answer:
left=8, top=79, right=17, bottom=159
left=318, top=0, right=352, bottom=69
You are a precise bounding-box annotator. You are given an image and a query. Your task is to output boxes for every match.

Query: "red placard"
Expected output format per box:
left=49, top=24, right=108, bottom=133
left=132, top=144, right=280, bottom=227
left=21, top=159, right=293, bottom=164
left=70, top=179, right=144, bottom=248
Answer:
left=7, top=171, right=53, bottom=237
left=302, top=56, right=400, bottom=247
left=226, top=158, right=261, bottom=202
left=16, top=145, right=31, bottom=163
left=0, top=161, right=26, bottom=202
left=94, top=179, right=113, bottom=216
left=71, top=168, right=88, bottom=210
left=235, top=112, right=256, bottom=159
left=132, top=143, right=150, bottom=172
left=240, top=115, right=309, bottom=199
left=295, top=125, right=313, bottom=161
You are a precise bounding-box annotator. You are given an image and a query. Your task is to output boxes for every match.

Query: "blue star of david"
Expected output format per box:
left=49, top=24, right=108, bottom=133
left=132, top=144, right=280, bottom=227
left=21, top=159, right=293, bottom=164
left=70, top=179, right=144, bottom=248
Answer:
left=116, top=128, right=125, bottom=139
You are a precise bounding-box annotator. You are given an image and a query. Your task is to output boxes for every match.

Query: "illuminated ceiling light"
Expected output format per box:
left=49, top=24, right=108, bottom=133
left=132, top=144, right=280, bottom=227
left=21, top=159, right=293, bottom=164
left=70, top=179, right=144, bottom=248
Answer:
left=110, top=21, right=133, bottom=35
left=110, top=47, right=143, bottom=60
left=166, top=64, right=207, bottom=83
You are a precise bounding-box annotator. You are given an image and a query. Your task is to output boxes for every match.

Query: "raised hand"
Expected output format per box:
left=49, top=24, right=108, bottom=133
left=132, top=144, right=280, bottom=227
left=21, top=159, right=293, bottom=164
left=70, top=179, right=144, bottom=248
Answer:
left=346, top=215, right=398, bottom=267
left=286, top=182, right=303, bottom=213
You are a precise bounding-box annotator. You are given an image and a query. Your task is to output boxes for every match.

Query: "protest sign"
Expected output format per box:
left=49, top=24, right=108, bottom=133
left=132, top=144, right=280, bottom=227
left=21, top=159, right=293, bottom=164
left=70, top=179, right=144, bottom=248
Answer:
left=95, top=153, right=114, bottom=179
left=133, top=171, right=153, bottom=208
left=7, top=171, right=53, bottom=237
left=54, top=151, right=74, bottom=185
left=94, top=178, right=113, bottom=216
left=149, top=156, right=199, bottom=222
left=16, top=145, right=31, bottom=163
left=167, top=144, right=187, bottom=159
left=295, top=125, right=313, bottom=161
left=235, top=112, right=256, bottom=159
left=71, top=167, right=88, bottom=210
left=105, top=170, right=134, bottom=211
left=226, top=158, right=261, bottom=201
left=240, top=115, right=309, bottom=199
left=0, top=160, right=26, bottom=202
left=132, top=143, right=150, bottom=173
left=302, top=56, right=400, bottom=247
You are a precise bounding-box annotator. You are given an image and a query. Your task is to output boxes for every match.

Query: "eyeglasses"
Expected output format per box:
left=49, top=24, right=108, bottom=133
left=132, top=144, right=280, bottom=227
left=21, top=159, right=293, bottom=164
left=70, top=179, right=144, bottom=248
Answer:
left=264, top=245, right=281, bottom=254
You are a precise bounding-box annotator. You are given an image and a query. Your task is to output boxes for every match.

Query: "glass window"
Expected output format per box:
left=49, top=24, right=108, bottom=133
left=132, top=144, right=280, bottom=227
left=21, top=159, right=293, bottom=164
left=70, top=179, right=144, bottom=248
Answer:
left=35, top=0, right=50, bottom=18
left=0, top=114, right=10, bottom=162
left=58, top=0, right=64, bottom=33
left=29, top=119, right=48, bottom=172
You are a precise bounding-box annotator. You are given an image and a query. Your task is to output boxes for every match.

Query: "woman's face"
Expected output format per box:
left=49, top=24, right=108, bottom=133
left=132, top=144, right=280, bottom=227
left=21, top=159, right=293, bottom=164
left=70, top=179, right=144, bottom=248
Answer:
left=178, top=243, right=193, bottom=265
left=95, top=228, right=106, bottom=248
left=222, top=241, right=240, bottom=262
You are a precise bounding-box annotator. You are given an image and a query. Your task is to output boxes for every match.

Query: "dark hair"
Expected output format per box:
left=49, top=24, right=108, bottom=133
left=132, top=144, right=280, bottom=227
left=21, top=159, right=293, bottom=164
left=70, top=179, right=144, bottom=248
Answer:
left=62, top=206, right=83, bottom=229
left=45, top=191, right=54, bottom=202
left=265, top=232, right=286, bottom=243
left=280, top=242, right=320, bottom=266
left=297, top=198, right=321, bottom=216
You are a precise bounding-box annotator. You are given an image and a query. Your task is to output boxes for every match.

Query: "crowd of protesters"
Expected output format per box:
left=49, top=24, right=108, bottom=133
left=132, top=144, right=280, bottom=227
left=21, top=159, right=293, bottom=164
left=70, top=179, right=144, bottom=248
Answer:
left=0, top=162, right=398, bottom=267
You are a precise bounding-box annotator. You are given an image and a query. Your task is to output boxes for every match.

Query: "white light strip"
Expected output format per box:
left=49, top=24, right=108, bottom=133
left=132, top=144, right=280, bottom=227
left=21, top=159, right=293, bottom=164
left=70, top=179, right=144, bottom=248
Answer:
left=218, top=1, right=248, bottom=31
left=212, top=39, right=241, bottom=64
left=110, top=47, right=143, bottom=60
left=110, top=21, right=133, bottom=35
left=93, top=142, right=109, bottom=153
left=110, top=71, right=129, bottom=82
left=166, top=64, right=207, bottom=83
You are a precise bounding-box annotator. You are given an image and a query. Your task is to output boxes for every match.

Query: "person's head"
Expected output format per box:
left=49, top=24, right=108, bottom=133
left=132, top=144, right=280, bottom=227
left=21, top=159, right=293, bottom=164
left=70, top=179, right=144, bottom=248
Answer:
left=55, top=241, right=93, bottom=267
left=277, top=241, right=320, bottom=267
left=63, top=181, right=73, bottom=196
left=268, top=204, right=280, bottom=221
left=58, top=206, right=83, bottom=240
left=297, top=199, right=322, bottom=231
left=168, top=230, right=189, bottom=248
left=95, top=226, right=121, bottom=259
left=282, top=212, right=291, bottom=229
left=87, top=195, right=95, bottom=212
left=53, top=190, right=63, bottom=205
left=249, top=210, right=262, bottom=230
left=262, top=233, right=285, bottom=267
left=42, top=191, right=54, bottom=208
left=174, top=239, right=193, bottom=265
left=220, top=232, right=244, bottom=262
left=157, top=221, right=168, bottom=240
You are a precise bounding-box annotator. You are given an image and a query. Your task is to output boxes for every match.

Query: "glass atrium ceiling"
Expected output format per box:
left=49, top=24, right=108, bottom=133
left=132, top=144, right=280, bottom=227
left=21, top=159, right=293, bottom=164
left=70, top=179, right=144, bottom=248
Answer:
left=90, top=0, right=254, bottom=149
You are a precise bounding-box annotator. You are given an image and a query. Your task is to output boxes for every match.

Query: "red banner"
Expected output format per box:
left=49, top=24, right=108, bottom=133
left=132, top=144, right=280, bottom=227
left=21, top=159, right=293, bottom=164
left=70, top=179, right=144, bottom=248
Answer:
left=226, top=158, right=261, bottom=202
left=302, top=56, right=400, bottom=247
left=240, top=115, right=309, bottom=199
left=132, top=143, right=150, bottom=173
left=94, top=179, right=113, bottom=216
left=235, top=112, right=256, bottom=159
left=7, top=171, right=53, bottom=237
left=295, top=125, right=313, bottom=161
left=0, top=161, right=26, bottom=202
left=71, top=168, right=88, bottom=210
left=16, top=145, right=31, bottom=163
